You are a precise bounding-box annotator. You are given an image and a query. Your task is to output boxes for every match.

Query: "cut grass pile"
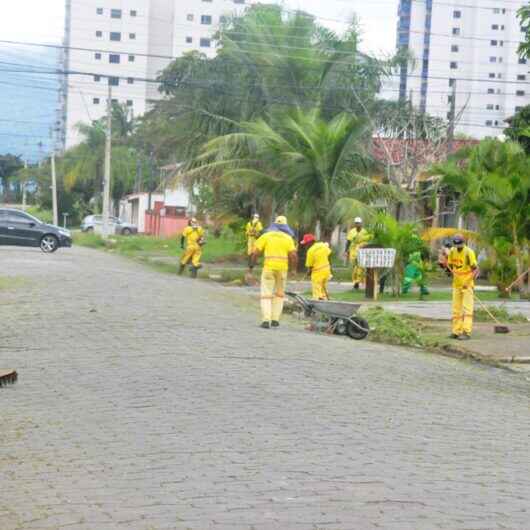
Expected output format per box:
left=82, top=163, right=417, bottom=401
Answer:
left=362, top=306, right=443, bottom=348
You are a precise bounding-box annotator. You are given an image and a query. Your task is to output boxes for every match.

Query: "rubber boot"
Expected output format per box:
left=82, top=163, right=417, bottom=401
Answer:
left=178, top=264, right=185, bottom=275
left=190, top=266, right=198, bottom=279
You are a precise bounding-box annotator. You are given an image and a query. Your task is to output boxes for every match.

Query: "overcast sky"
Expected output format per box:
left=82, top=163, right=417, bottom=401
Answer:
left=0, top=0, right=398, bottom=57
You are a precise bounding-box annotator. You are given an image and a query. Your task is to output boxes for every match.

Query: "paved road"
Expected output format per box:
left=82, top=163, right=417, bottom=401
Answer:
left=2, top=246, right=530, bottom=530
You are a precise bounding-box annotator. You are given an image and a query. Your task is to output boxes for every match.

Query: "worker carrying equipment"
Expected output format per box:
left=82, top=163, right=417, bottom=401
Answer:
left=252, top=215, right=298, bottom=329
left=402, top=251, right=430, bottom=297
left=179, top=218, right=205, bottom=278
left=445, top=234, right=479, bottom=340
left=245, top=213, right=263, bottom=270
left=345, top=217, right=371, bottom=290
left=300, top=233, right=332, bottom=300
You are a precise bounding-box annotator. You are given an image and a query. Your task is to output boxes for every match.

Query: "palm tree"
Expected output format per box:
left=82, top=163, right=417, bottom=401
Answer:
left=434, top=139, right=530, bottom=295
left=193, top=108, right=401, bottom=237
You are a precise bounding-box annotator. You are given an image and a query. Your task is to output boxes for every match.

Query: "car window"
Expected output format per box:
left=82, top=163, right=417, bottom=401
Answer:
left=6, top=211, right=34, bottom=224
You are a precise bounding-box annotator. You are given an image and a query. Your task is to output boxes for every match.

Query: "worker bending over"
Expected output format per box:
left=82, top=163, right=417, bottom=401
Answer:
left=245, top=213, right=263, bottom=270
left=300, top=233, right=332, bottom=300
left=346, top=217, right=371, bottom=290
left=179, top=218, right=205, bottom=278
left=445, top=234, right=479, bottom=340
left=252, top=216, right=297, bottom=329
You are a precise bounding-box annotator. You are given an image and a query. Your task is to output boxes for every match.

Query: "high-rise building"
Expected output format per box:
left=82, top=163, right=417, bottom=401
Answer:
left=59, top=0, right=257, bottom=150
left=396, top=0, right=530, bottom=139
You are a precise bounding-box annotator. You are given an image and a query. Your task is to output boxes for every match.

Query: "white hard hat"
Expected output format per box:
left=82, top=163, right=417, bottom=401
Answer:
left=354, top=217, right=363, bottom=224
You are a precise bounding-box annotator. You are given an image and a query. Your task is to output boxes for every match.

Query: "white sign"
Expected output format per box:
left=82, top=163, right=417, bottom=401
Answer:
left=358, top=248, right=396, bottom=268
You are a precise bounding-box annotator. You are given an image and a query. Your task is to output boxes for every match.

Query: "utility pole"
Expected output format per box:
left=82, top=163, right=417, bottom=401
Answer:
left=51, top=153, right=58, bottom=226
left=102, top=84, right=112, bottom=238
left=22, top=160, right=27, bottom=211
left=447, top=80, right=457, bottom=156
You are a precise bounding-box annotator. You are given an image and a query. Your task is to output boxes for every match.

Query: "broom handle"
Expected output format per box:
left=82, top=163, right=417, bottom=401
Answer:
left=505, top=269, right=530, bottom=292
left=473, top=291, right=503, bottom=325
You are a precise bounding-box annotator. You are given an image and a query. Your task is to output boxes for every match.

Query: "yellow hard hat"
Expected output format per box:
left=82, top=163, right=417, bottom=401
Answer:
left=275, top=215, right=287, bottom=225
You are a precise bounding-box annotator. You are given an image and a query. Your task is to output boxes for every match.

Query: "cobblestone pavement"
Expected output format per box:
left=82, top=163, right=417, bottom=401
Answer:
left=2, top=246, right=530, bottom=530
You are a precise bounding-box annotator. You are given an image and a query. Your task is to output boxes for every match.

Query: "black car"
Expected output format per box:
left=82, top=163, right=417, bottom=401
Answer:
left=0, top=208, right=72, bottom=253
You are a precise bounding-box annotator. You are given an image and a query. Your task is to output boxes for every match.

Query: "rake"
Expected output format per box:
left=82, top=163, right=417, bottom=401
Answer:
left=0, top=369, right=18, bottom=387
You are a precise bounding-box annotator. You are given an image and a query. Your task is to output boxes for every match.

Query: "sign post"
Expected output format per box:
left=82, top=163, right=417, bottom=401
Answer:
left=358, top=248, right=397, bottom=301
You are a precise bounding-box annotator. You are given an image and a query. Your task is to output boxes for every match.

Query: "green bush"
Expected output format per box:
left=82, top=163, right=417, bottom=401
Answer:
left=27, top=207, right=53, bottom=224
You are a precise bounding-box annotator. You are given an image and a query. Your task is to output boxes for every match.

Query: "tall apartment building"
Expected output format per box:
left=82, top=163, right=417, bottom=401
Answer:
left=59, top=0, right=257, bottom=150
left=396, top=0, right=530, bottom=139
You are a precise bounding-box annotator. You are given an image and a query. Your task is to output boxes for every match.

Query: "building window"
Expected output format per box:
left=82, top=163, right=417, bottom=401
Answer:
left=201, top=15, right=212, bottom=24
left=450, top=61, right=458, bottom=69
left=94, top=75, right=101, bottom=82
left=497, top=73, right=502, bottom=79
left=111, top=98, right=118, bottom=104
left=127, top=77, right=134, bottom=84
left=187, top=14, right=194, bottom=21
left=491, top=40, right=498, bottom=46
left=128, top=55, right=135, bottom=62
left=93, top=98, right=100, bottom=104
left=95, top=52, right=102, bottom=60
left=451, top=45, right=459, bottom=52
left=485, top=120, right=493, bottom=126
left=96, top=7, right=103, bottom=15
left=110, top=32, right=121, bottom=41
left=109, top=77, right=119, bottom=86
left=488, top=72, right=495, bottom=78
left=486, top=104, right=494, bottom=110
left=111, top=9, right=122, bottom=19
left=200, top=38, right=211, bottom=47
left=96, top=31, right=103, bottom=37
left=126, top=100, right=133, bottom=107
left=516, top=90, right=525, bottom=96
left=453, top=10, right=461, bottom=18
left=519, top=58, right=527, bottom=64
left=130, top=10, right=137, bottom=17
left=186, top=36, right=193, bottom=43
left=448, top=78, right=456, bottom=87
left=109, top=54, right=120, bottom=64
left=220, top=15, right=227, bottom=23
left=452, top=27, right=460, bottom=35
left=518, top=74, right=526, bottom=80
left=129, top=33, right=136, bottom=39
left=487, top=88, right=494, bottom=94
left=489, top=56, right=497, bottom=63
left=492, top=24, right=499, bottom=30
left=234, top=0, right=245, bottom=3
left=515, top=106, right=523, bottom=112
left=495, top=105, right=500, bottom=110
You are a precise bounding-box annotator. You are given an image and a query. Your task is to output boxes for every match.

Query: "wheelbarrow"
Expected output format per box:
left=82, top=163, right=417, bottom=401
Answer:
left=286, top=292, right=370, bottom=340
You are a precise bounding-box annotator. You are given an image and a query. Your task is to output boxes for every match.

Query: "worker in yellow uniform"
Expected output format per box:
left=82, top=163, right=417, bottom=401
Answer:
left=179, top=218, right=205, bottom=278
left=346, top=217, right=371, bottom=290
left=300, top=233, right=332, bottom=300
left=252, top=216, right=298, bottom=329
left=245, top=213, right=263, bottom=270
left=445, top=234, right=479, bottom=340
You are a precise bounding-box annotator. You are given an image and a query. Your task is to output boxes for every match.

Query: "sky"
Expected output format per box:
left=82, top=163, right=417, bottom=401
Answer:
left=0, top=0, right=398, bottom=161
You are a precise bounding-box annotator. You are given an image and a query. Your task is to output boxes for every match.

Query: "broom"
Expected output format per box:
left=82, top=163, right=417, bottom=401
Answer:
left=473, top=292, right=510, bottom=334
left=0, top=369, right=18, bottom=387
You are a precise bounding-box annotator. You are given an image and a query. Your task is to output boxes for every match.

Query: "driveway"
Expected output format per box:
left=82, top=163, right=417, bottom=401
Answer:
left=1, top=246, right=530, bottom=530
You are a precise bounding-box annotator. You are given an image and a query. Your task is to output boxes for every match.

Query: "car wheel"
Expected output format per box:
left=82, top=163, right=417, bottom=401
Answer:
left=121, top=228, right=131, bottom=236
left=347, top=317, right=369, bottom=340
left=86, top=227, right=94, bottom=233
left=40, top=234, right=59, bottom=253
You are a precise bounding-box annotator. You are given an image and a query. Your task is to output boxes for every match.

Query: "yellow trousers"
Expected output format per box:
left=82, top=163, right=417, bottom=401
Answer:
left=452, top=286, right=474, bottom=335
left=247, top=237, right=257, bottom=256
left=349, top=249, right=365, bottom=285
left=181, top=245, right=202, bottom=267
left=311, top=273, right=331, bottom=300
left=260, top=269, right=287, bottom=322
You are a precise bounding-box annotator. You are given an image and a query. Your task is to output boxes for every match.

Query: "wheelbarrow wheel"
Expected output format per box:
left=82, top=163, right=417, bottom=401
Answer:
left=347, top=317, right=369, bottom=340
